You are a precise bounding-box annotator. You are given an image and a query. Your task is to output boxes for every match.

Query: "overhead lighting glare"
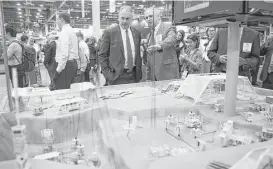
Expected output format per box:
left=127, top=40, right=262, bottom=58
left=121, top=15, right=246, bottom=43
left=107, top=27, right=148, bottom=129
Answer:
left=18, top=12, right=22, bottom=15
left=40, top=5, right=43, bottom=7
left=17, top=3, right=21, bottom=6
left=18, top=8, right=21, bottom=11
left=38, top=9, right=42, bottom=12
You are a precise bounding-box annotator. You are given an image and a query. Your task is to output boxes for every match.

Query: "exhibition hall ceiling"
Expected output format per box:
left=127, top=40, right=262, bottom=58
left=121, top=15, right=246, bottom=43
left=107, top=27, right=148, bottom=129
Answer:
left=2, top=0, right=172, bottom=29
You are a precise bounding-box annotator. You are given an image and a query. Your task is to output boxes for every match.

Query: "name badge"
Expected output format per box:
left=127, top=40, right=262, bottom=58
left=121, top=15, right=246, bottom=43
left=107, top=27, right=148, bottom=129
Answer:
left=156, top=34, right=163, bottom=43
left=242, top=43, right=252, bottom=53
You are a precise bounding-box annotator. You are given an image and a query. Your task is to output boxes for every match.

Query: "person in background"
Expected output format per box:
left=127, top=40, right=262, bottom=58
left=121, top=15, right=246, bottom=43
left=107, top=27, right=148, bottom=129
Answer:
left=145, top=7, right=179, bottom=81
left=208, top=25, right=260, bottom=77
left=6, top=26, right=25, bottom=87
left=260, top=35, right=273, bottom=89
left=74, top=31, right=89, bottom=82
left=179, top=33, right=203, bottom=76
left=86, top=36, right=98, bottom=82
left=202, top=27, right=216, bottom=73
left=99, top=5, right=142, bottom=85
left=175, top=30, right=186, bottom=75
left=0, top=25, right=19, bottom=162
left=33, top=40, right=43, bottom=86
left=20, top=34, right=28, bottom=44
left=54, top=12, right=78, bottom=90
left=43, top=33, right=57, bottom=90
left=26, top=37, right=39, bottom=86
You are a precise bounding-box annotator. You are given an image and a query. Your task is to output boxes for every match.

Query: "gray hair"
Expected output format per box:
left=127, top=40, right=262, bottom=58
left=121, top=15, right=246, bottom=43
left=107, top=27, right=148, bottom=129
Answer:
left=119, top=5, right=133, bottom=14
left=145, top=7, right=162, bottom=18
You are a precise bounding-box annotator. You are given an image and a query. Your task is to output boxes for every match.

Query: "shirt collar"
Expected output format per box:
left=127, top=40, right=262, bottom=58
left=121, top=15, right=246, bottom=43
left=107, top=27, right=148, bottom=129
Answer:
left=120, top=25, right=131, bottom=32
left=155, top=22, right=162, bottom=31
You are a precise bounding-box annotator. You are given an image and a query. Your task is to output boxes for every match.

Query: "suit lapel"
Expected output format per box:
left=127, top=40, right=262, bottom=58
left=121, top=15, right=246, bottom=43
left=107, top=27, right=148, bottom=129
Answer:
left=240, top=27, right=246, bottom=52
left=117, top=26, right=125, bottom=58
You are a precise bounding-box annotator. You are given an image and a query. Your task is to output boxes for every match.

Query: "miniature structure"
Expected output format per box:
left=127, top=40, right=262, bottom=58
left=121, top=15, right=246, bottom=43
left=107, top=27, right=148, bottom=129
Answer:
left=219, top=121, right=234, bottom=147
left=238, top=112, right=253, bottom=122
left=150, top=145, right=171, bottom=158
left=12, top=125, right=31, bottom=169
left=56, top=97, right=89, bottom=114
left=262, top=122, right=273, bottom=141
left=165, top=115, right=182, bottom=137
left=41, top=129, right=54, bottom=153
left=184, top=111, right=202, bottom=128
left=215, top=103, right=224, bottom=113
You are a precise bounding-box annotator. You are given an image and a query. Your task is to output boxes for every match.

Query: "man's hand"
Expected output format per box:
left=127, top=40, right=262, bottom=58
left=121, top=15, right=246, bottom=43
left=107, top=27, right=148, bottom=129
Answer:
left=219, top=55, right=227, bottom=63
left=147, top=44, right=162, bottom=54
left=53, top=71, right=60, bottom=81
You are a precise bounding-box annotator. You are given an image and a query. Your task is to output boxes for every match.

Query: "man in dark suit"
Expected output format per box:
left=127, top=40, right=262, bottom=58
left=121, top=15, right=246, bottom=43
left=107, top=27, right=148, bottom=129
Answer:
left=144, top=7, right=179, bottom=81
left=260, top=35, right=273, bottom=89
left=208, top=26, right=260, bottom=77
left=43, top=33, right=57, bottom=90
left=98, top=6, right=142, bottom=85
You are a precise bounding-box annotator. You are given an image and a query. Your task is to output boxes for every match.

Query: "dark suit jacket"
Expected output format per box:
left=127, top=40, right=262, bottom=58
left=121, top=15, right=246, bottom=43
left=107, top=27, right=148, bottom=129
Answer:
left=146, top=22, right=179, bottom=81
left=260, top=41, right=273, bottom=82
left=98, top=25, right=142, bottom=84
left=43, top=41, right=56, bottom=66
left=208, top=27, right=260, bottom=76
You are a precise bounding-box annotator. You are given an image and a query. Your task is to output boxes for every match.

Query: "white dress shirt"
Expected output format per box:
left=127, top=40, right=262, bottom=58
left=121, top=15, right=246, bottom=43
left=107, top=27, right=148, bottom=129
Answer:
left=78, top=40, right=90, bottom=72
left=154, top=21, right=162, bottom=38
left=120, top=26, right=135, bottom=68
left=55, top=24, right=79, bottom=73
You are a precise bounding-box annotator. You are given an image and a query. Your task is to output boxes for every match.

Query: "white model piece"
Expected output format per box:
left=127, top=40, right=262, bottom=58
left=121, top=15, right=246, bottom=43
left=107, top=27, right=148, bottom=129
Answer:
left=41, top=129, right=54, bottom=153
left=238, top=112, right=253, bottom=122
left=176, top=74, right=257, bottom=103
left=12, top=125, right=27, bottom=154
left=184, top=111, right=202, bottom=128
left=215, top=103, right=223, bottom=112
left=165, top=115, right=182, bottom=137
left=219, top=120, right=234, bottom=146
left=16, top=153, right=31, bottom=169
left=191, top=128, right=203, bottom=138
left=34, top=151, right=60, bottom=160
left=262, top=122, right=273, bottom=141
left=150, top=145, right=171, bottom=158
left=249, top=103, right=267, bottom=112
left=56, top=97, right=89, bottom=114
left=197, top=139, right=207, bottom=151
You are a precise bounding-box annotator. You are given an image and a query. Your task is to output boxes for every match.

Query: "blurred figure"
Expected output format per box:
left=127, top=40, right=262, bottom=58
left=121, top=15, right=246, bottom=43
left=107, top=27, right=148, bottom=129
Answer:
left=260, top=35, right=273, bottom=89
left=208, top=26, right=260, bottom=77
left=74, top=31, right=89, bottom=83
left=26, top=37, right=38, bottom=86
left=6, top=26, right=25, bottom=87
left=20, top=34, right=29, bottom=44
left=145, top=7, right=179, bottom=81
left=86, top=36, right=98, bottom=82
left=43, top=33, right=57, bottom=89
left=54, top=12, right=78, bottom=90
left=99, top=5, right=142, bottom=85
left=179, top=33, right=203, bottom=77
left=176, top=30, right=186, bottom=75
left=202, top=27, right=216, bottom=73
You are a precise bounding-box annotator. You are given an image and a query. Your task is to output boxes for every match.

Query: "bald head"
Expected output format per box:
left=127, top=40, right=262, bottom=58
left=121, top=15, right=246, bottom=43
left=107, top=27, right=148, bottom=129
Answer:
left=144, top=7, right=162, bottom=29
left=118, top=5, right=133, bottom=29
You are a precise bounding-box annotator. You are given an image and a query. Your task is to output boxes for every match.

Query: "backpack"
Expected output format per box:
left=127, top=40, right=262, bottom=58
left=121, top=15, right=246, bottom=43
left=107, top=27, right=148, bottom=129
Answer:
left=12, top=41, right=36, bottom=72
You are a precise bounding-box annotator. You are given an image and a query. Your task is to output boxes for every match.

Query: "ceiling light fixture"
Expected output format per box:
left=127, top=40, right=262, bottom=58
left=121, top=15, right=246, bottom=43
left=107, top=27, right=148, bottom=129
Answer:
left=18, top=12, right=22, bottom=15
left=40, top=5, right=43, bottom=7
left=17, top=3, right=20, bottom=6
left=18, top=8, right=21, bottom=11
left=38, top=9, right=42, bottom=12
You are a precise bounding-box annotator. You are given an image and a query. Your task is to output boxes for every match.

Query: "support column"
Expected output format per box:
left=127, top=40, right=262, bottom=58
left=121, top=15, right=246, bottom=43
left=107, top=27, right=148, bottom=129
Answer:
left=0, top=2, right=13, bottom=111
left=224, top=22, right=240, bottom=117
left=91, top=0, right=101, bottom=40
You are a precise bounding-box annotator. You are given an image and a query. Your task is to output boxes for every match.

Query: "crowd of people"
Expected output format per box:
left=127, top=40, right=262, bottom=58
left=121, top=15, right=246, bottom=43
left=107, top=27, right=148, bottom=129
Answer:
left=4, top=5, right=273, bottom=91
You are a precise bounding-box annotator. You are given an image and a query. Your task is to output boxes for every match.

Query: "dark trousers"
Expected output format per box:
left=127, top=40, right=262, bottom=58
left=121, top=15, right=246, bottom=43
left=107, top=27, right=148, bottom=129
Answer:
left=45, top=61, right=57, bottom=88
left=54, top=60, right=77, bottom=90
left=111, top=68, right=136, bottom=85
left=8, top=65, right=25, bottom=88
left=72, top=70, right=85, bottom=83
left=262, top=72, right=273, bottom=90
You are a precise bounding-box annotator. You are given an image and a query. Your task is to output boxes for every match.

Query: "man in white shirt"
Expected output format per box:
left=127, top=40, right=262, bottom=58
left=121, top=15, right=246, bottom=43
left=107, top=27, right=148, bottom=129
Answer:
left=53, top=12, right=78, bottom=90
left=74, top=31, right=89, bottom=82
left=98, top=5, right=142, bottom=85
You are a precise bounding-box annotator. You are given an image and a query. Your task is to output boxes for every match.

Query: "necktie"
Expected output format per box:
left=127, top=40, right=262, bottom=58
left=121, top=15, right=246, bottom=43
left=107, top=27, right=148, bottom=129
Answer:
left=126, top=29, right=133, bottom=70
left=149, top=30, right=155, bottom=46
